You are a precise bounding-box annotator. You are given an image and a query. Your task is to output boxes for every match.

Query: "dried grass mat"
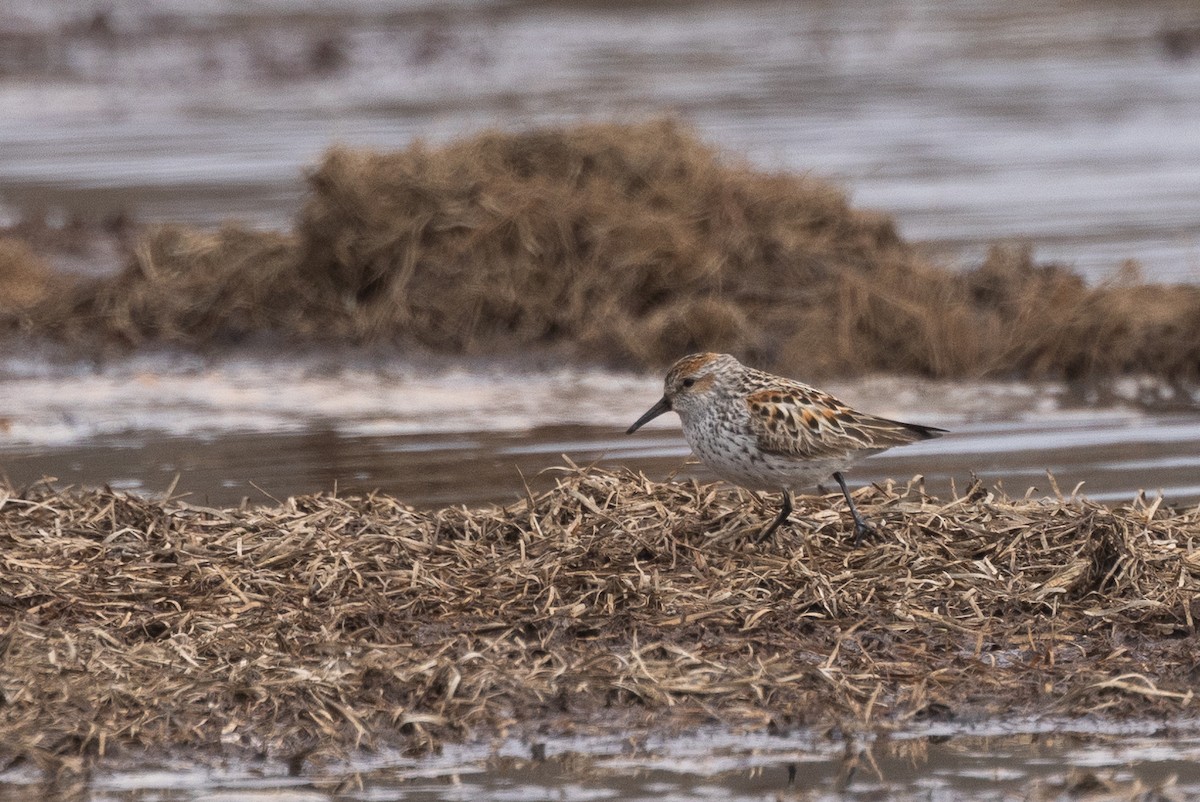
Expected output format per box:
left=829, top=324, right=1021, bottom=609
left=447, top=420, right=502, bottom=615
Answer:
left=1, top=468, right=1199, bottom=770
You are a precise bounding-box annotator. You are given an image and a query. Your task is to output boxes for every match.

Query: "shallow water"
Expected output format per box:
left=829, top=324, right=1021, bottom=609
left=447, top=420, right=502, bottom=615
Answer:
left=3, top=721, right=1200, bottom=801
left=1, top=354, right=1198, bottom=509
left=1, top=0, right=1199, bottom=281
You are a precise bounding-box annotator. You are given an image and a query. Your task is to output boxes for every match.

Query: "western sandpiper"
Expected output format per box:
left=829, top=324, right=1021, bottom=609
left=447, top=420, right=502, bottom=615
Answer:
left=626, top=352, right=946, bottom=541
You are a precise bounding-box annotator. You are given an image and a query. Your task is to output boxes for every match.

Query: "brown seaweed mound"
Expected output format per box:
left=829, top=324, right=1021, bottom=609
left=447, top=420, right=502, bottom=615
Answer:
left=0, top=237, right=58, bottom=319
left=1, top=469, right=1198, bottom=769
left=3, top=120, right=1200, bottom=380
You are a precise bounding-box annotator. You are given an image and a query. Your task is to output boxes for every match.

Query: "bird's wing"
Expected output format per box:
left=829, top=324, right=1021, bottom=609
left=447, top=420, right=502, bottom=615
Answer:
left=744, top=383, right=937, bottom=460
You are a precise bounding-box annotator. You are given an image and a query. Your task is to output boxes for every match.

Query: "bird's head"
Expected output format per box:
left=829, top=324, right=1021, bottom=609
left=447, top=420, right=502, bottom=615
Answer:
left=626, top=352, right=739, bottom=433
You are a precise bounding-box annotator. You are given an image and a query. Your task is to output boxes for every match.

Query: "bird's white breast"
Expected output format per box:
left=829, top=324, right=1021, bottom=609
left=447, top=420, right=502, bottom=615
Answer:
left=677, top=408, right=852, bottom=492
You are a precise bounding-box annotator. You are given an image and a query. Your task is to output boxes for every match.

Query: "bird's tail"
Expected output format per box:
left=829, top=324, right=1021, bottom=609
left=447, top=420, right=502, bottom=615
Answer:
left=863, top=416, right=948, bottom=446
left=895, top=420, right=947, bottom=441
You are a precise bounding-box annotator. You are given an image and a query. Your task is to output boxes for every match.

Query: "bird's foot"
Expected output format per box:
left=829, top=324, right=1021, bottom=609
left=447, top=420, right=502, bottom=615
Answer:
left=754, top=520, right=783, bottom=543
left=753, top=491, right=793, bottom=544
left=851, top=518, right=877, bottom=546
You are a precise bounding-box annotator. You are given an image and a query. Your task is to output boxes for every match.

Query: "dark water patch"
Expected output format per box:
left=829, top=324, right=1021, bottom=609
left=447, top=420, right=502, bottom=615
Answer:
left=0, top=359, right=1196, bottom=508
left=5, top=414, right=1200, bottom=510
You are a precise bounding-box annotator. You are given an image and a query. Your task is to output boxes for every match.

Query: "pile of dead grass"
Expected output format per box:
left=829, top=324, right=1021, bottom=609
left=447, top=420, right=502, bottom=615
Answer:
left=37, top=225, right=304, bottom=346
left=1, top=468, right=1199, bottom=770
left=0, top=237, right=59, bottom=322
left=4, top=120, right=1200, bottom=380
left=292, top=120, right=920, bottom=368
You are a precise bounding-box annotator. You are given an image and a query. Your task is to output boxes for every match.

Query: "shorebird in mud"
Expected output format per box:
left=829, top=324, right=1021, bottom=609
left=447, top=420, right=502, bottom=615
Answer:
left=626, top=352, right=946, bottom=542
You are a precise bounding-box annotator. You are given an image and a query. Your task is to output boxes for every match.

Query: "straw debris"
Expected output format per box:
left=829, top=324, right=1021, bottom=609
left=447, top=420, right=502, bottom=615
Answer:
left=1, top=469, right=1199, bottom=769
left=0, top=237, right=59, bottom=320
left=3, top=120, right=1200, bottom=381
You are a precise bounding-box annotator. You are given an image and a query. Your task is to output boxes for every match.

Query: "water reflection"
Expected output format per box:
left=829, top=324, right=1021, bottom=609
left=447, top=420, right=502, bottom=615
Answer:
left=2, top=724, right=1197, bottom=801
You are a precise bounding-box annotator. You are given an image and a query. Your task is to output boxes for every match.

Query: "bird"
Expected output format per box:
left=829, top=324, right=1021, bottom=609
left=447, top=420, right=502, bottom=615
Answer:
left=626, top=352, right=946, bottom=542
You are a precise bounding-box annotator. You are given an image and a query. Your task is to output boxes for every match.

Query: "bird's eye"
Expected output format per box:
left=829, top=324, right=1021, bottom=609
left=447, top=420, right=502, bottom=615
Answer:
left=682, top=378, right=696, bottom=388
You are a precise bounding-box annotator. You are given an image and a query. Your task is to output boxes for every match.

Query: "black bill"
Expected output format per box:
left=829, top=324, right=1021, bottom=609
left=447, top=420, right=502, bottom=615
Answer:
left=626, top=396, right=672, bottom=434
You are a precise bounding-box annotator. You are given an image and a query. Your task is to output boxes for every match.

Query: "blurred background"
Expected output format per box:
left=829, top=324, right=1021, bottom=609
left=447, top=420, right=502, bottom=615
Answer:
left=1, top=0, right=1199, bottom=508
left=4, top=0, right=1200, bottom=796
left=4, top=0, right=1199, bottom=276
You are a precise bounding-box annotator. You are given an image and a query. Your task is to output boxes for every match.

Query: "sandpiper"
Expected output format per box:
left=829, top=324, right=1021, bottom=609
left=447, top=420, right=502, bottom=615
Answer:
left=626, top=352, right=946, bottom=541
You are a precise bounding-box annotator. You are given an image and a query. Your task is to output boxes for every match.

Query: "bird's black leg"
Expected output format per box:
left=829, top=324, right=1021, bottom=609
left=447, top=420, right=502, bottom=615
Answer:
left=832, top=472, right=875, bottom=544
left=755, top=489, right=793, bottom=543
